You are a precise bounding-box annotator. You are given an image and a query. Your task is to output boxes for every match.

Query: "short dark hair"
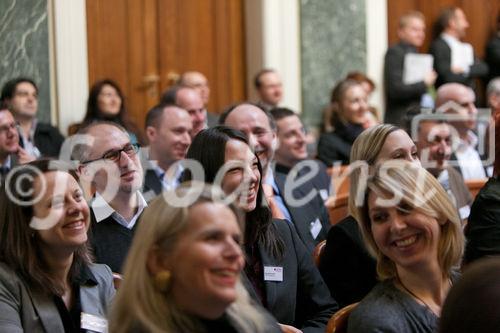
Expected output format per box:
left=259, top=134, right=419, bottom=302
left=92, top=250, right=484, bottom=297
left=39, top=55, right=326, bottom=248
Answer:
left=219, top=102, right=277, bottom=131
left=269, top=107, right=297, bottom=122
left=0, top=159, right=91, bottom=296
left=0, top=77, right=38, bottom=102
left=144, top=103, right=176, bottom=129
left=254, top=68, right=276, bottom=89
left=160, top=85, right=181, bottom=105
left=433, top=6, right=459, bottom=38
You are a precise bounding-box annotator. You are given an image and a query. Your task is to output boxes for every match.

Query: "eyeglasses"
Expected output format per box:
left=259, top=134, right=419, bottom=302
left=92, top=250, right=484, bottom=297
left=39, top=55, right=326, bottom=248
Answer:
left=0, top=122, right=19, bottom=135
left=82, top=143, right=140, bottom=164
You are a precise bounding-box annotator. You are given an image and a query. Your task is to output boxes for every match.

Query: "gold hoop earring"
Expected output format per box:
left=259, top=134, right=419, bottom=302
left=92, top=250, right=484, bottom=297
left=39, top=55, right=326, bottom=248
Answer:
left=154, top=270, right=171, bottom=292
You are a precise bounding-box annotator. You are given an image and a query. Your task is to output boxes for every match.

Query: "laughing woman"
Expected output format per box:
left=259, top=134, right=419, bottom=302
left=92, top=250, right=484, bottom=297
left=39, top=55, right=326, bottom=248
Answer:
left=348, top=161, right=464, bottom=333
left=0, top=160, right=115, bottom=332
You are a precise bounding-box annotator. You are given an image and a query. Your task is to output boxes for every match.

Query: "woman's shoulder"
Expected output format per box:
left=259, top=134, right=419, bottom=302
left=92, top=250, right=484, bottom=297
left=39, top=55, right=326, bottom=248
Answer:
left=0, top=262, right=23, bottom=285
left=87, top=263, right=114, bottom=283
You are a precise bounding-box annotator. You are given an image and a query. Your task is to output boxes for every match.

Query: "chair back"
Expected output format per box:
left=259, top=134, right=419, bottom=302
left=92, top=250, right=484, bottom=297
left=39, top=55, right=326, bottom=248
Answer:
left=465, top=178, right=487, bottom=199
left=326, top=302, right=359, bottom=333
left=312, top=240, right=327, bottom=266
left=325, top=194, right=349, bottom=225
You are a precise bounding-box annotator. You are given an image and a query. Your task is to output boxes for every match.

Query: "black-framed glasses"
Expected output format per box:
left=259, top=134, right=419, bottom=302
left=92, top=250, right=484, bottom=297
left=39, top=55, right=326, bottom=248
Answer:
left=82, top=143, right=140, bottom=164
left=0, top=122, right=19, bottom=135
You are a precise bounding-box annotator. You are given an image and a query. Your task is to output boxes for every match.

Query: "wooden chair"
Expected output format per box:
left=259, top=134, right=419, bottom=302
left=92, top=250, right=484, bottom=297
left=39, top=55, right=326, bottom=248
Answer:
left=325, top=193, right=349, bottom=225
left=326, top=302, right=359, bottom=333
left=112, top=272, right=123, bottom=289
left=327, top=165, right=350, bottom=197
left=465, top=178, right=487, bottom=199
left=312, top=240, right=327, bottom=267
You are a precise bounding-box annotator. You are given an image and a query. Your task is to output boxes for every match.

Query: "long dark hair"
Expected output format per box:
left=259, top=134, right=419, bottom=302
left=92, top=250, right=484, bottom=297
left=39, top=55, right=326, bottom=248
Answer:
left=183, top=126, right=284, bottom=258
left=84, top=79, right=144, bottom=143
left=0, top=159, right=92, bottom=296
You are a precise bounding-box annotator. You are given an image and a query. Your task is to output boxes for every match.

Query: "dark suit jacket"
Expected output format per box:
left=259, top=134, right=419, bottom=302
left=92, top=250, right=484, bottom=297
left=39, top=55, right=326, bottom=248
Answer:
left=142, top=169, right=163, bottom=201
left=464, top=177, right=500, bottom=264
left=447, top=166, right=473, bottom=212
left=243, top=220, right=338, bottom=333
left=318, top=215, right=377, bottom=308
left=274, top=161, right=331, bottom=253
left=486, top=35, right=500, bottom=82
left=384, top=42, right=428, bottom=127
left=19, top=122, right=65, bottom=158
left=429, top=37, right=488, bottom=88
left=0, top=262, right=115, bottom=332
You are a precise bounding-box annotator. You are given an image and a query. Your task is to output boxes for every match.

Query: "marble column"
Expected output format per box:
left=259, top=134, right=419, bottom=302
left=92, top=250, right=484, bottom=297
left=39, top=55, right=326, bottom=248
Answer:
left=300, top=0, right=366, bottom=130
left=0, top=0, right=51, bottom=123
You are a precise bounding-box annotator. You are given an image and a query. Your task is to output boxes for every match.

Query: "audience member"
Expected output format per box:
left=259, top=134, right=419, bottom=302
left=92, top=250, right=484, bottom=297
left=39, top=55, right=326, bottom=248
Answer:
left=0, top=77, right=64, bottom=158
left=184, top=126, right=338, bottom=333
left=415, top=119, right=472, bottom=222
left=348, top=162, right=463, bottom=333
left=319, top=124, right=420, bottom=307
left=430, top=7, right=488, bottom=88
left=346, top=71, right=381, bottom=125
left=110, top=183, right=281, bottom=333
left=463, top=109, right=500, bottom=264
left=269, top=107, right=331, bottom=251
left=254, top=69, right=283, bottom=112
left=487, top=77, right=500, bottom=118
left=384, top=11, right=437, bottom=127
left=485, top=14, right=500, bottom=83
left=317, top=79, right=369, bottom=166
left=142, top=103, right=192, bottom=198
left=178, top=70, right=218, bottom=127
left=73, top=122, right=147, bottom=273
left=77, top=79, right=144, bottom=144
left=0, top=104, right=34, bottom=178
left=440, top=257, right=500, bottom=333
left=161, top=85, right=207, bottom=138
left=0, top=160, right=115, bottom=331
left=436, top=83, right=490, bottom=179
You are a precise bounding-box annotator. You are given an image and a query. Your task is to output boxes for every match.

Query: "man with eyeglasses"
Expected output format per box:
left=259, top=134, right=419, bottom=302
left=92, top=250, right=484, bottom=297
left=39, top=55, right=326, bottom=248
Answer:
left=73, top=121, right=146, bottom=273
left=0, top=104, right=35, bottom=179
left=0, top=77, right=64, bottom=158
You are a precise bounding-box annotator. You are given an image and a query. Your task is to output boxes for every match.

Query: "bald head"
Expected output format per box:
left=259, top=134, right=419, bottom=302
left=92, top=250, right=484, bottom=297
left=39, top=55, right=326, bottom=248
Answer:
left=436, top=83, right=475, bottom=108
left=179, top=71, right=210, bottom=106
left=436, top=83, right=477, bottom=134
left=176, top=86, right=206, bottom=137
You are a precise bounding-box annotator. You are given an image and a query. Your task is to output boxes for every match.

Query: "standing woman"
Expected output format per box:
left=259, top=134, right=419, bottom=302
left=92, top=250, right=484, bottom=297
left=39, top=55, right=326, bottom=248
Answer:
left=0, top=159, right=115, bottom=332
left=76, top=79, right=143, bottom=144
left=348, top=161, right=464, bottom=333
left=318, top=79, right=370, bottom=166
left=184, top=126, right=338, bottom=333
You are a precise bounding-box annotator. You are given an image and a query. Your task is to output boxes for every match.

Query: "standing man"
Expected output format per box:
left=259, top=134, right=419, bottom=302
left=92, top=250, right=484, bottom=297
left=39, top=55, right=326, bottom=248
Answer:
left=142, top=103, right=192, bottom=198
left=1, top=77, right=64, bottom=157
left=254, top=69, right=283, bottom=111
left=74, top=122, right=147, bottom=273
left=430, top=7, right=488, bottom=88
left=384, top=11, right=437, bottom=127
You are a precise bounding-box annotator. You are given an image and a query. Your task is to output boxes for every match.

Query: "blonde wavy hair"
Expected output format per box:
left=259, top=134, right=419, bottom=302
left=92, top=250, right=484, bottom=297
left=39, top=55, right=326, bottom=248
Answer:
left=351, top=161, right=464, bottom=280
left=109, top=183, right=268, bottom=333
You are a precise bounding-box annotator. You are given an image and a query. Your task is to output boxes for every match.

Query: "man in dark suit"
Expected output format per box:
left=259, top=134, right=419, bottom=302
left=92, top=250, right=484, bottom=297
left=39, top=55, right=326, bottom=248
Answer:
left=429, top=7, right=488, bottom=88
left=270, top=107, right=331, bottom=253
left=74, top=122, right=147, bottom=273
left=384, top=11, right=437, bottom=127
left=1, top=77, right=64, bottom=158
left=142, top=103, right=192, bottom=200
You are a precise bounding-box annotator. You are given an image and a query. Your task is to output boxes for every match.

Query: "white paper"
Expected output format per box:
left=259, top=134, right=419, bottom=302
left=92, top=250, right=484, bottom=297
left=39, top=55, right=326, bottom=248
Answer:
left=451, top=42, right=473, bottom=72
left=264, top=266, right=284, bottom=282
left=403, top=53, right=434, bottom=84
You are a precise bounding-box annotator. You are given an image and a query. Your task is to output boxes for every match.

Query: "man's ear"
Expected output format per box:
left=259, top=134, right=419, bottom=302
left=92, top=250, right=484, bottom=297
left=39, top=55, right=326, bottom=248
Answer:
left=271, top=131, right=278, bottom=151
left=146, top=245, right=170, bottom=275
left=146, top=126, right=156, bottom=143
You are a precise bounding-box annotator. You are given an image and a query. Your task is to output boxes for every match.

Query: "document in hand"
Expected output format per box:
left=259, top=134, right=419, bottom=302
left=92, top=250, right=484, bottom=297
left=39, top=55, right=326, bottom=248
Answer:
left=403, top=53, right=434, bottom=84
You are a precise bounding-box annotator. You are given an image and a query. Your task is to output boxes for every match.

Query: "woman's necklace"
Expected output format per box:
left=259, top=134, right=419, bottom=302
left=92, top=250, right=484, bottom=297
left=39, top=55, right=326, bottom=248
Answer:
left=397, top=277, right=449, bottom=316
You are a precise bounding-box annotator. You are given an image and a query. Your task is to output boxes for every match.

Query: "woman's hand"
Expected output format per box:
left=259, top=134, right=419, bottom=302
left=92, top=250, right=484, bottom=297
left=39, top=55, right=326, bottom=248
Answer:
left=279, top=323, right=303, bottom=333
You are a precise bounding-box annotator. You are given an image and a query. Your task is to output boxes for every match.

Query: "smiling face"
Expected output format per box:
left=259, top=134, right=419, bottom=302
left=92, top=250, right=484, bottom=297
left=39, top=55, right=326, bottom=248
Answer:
left=398, top=16, right=426, bottom=47
left=417, top=122, right=452, bottom=176
left=169, top=202, right=244, bottom=319
left=274, top=115, right=308, bottom=167
left=368, top=191, right=441, bottom=272
left=33, top=171, right=90, bottom=251
left=340, top=85, right=369, bottom=125
left=97, top=84, right=122, bottom=117
left=221, top=139, right=260, bottom=212
left=0, top=110, right=19, bottom=159
left=376, top=130, right=421, bottom=166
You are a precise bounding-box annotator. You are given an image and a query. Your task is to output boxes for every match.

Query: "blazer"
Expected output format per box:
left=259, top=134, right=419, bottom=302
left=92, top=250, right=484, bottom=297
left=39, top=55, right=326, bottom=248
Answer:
left=318, top=215, right=377, bottom=308
left=242, top=220, right=338, bottom=333
left=0, top=262, right=115, bottom=332
left=274, top=161, right=331, bottom=253
left=18, top=122, right=65, bottom=158
left=429, top=37, right=488, bottom=88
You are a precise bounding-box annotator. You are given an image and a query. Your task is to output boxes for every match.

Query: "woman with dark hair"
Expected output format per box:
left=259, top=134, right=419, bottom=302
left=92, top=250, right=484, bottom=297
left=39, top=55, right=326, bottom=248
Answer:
left=184, top=126, right=338, bottom=333
left=0, top=159, right=115, bottom=332
left=318, top=79, right=370, bottom=166
left=71, top=79, right=143, bottom=144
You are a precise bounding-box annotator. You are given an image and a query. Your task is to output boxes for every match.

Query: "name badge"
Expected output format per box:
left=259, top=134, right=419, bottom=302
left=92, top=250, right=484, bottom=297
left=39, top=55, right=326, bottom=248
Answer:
left=264, top=266, right=283, bottom=282
left=459, top=205, right=471, bottom=220
left=319, top=189, right=329, bottom=202
left=310, top=218, right=322, bottom=239
left=81, top=312, right=108, bottom=333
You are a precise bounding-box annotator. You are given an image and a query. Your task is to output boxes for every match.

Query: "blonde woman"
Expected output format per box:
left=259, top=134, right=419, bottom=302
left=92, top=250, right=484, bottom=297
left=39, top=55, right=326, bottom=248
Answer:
left=348, top=161, right=464, bottom=333
left=110, top=183, right=281, bottom=333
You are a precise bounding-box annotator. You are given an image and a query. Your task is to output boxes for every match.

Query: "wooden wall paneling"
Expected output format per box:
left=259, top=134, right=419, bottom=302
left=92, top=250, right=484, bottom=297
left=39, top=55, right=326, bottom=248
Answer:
left=157, top=0, right=178, bottom=94
left=214, top=0, right=231, bottom=112
left=227, top=0, right=246, bottom=107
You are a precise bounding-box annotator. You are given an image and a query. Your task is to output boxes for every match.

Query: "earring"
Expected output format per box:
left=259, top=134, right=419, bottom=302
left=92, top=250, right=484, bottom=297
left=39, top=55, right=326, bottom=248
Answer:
left=154, top=270, right=171, bottom=292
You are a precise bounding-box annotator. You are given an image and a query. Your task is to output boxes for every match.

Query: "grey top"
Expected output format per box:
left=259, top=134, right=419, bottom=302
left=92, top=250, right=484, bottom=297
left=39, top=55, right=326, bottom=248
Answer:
left=347, top=279, right=437, bottom=333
